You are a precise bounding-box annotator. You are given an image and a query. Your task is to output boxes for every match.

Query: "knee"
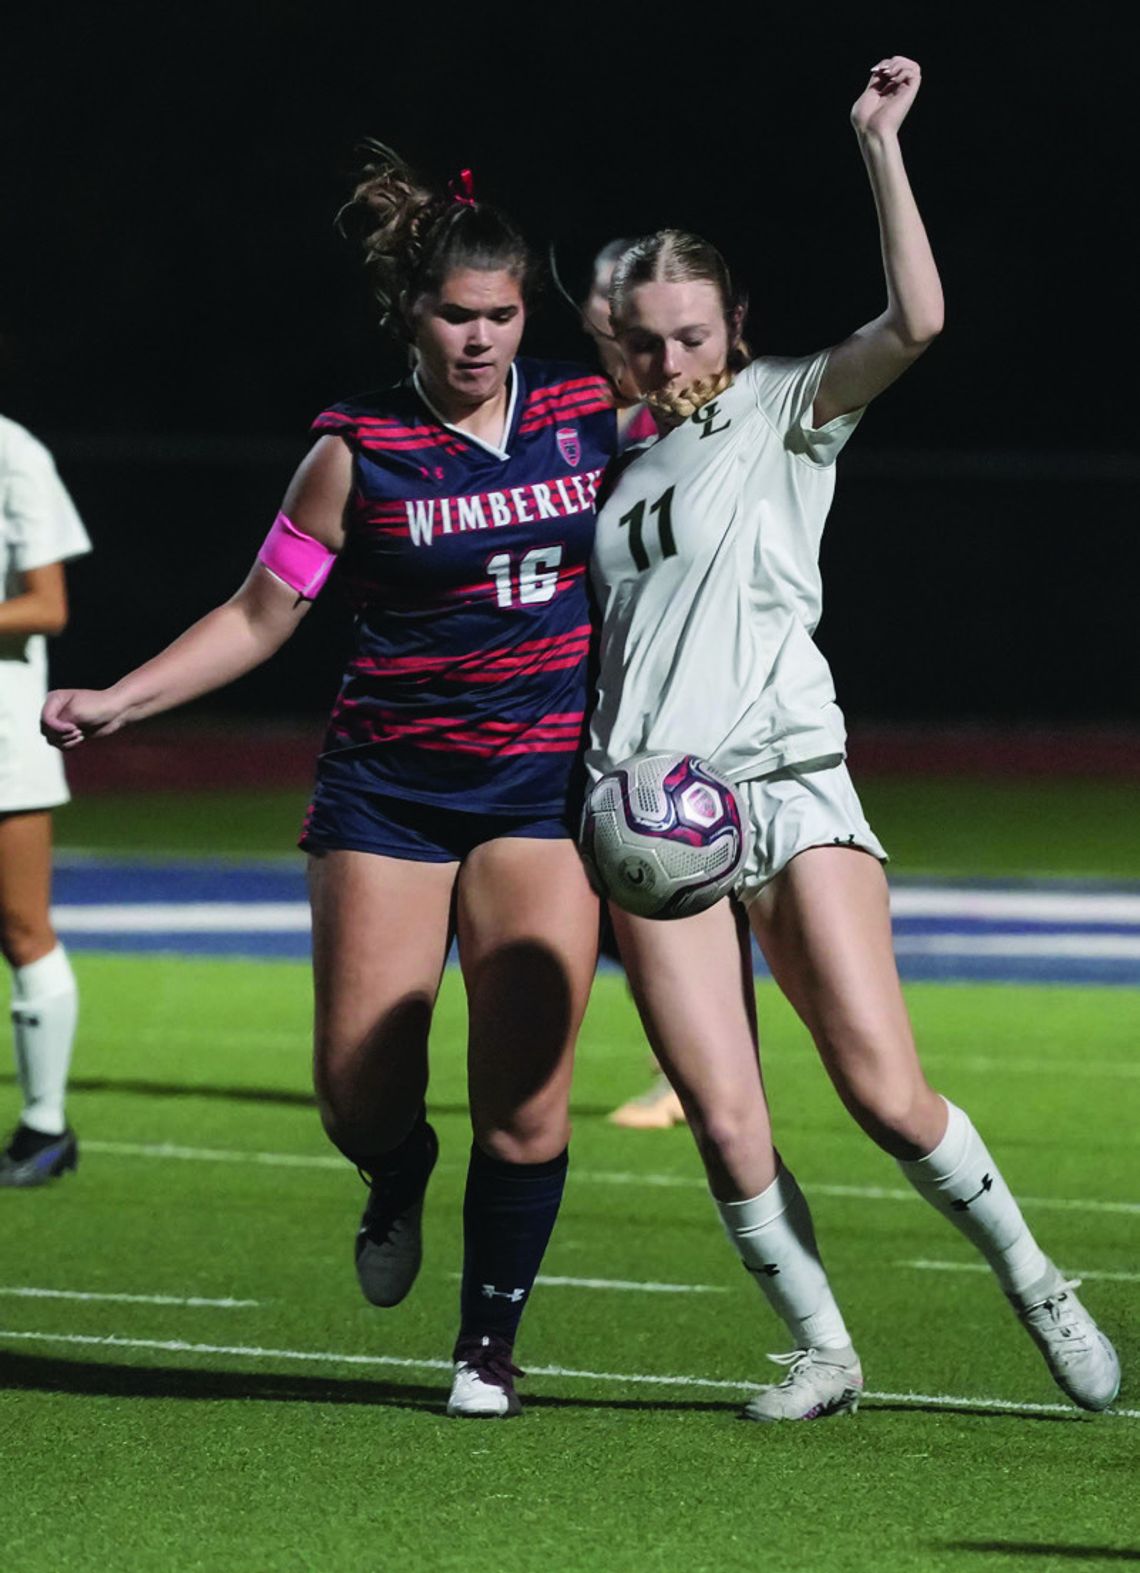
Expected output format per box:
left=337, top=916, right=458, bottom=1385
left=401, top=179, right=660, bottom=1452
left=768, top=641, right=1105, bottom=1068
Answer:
left=0, top=912, right=57, bottom=972
left=689, top=1102, right=768, bottom=1182
left=473, top=1097, right=572, bottom=1165
left=840, top=1075, right=944, bottom=1159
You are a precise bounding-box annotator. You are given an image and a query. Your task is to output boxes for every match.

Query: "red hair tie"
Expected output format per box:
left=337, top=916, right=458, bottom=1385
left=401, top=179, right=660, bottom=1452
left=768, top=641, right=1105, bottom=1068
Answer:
left=448, top=168, right=476, bottom=207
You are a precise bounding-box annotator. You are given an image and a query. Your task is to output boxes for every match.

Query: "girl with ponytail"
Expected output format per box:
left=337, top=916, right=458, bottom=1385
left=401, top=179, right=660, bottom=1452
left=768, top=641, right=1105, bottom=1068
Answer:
left=44, top=144, right=621, bottom=1419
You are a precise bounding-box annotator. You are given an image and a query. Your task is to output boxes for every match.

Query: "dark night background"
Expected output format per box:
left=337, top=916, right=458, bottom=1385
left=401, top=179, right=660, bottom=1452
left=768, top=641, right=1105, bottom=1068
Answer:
left=1, top=2, right=1132, bottom=729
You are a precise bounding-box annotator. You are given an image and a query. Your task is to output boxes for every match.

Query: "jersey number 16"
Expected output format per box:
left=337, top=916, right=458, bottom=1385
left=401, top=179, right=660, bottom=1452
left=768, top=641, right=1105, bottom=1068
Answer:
left=485, top=545, right=563, bottom=607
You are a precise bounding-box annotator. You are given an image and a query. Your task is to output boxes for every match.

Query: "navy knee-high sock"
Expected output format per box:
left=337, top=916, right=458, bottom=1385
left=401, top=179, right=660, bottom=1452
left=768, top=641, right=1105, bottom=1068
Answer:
left=457, top=1143, right=569, bottom=1352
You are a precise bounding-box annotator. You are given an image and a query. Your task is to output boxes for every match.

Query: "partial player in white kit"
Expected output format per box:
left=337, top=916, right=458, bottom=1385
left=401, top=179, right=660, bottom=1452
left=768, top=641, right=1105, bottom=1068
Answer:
left=588, top=58, right=1121, bottom=1418
left=567, top=236, right=686, bottom=1129
left=0, top=414, right=90, bottom=1186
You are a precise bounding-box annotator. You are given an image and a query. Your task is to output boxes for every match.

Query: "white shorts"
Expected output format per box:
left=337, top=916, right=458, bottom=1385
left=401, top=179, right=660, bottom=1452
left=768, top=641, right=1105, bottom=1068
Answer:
left=0, top=639, right=69, bottom=813
left=734, top=758, right=887, bottom=906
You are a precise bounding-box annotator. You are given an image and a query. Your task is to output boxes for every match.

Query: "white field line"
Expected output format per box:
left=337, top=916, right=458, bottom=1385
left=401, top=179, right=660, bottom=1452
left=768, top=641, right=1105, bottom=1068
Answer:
left=894, top=934, right=1140, bottom=960
left=52, top=890, right=1140, bottom=934
left=52, top=902, right=308, bottom=933
left=898, top=1259, right=1140, bottom=1284
left=803, top=1181, right=1140, bottom=1216
left=889, top=889, right=1140, bottom=924
left=80, top=1140, right=1140, bottom=1216
left=49, top=901, right=1140, bottom=962
left=1, top=1327, right=1136, bottom=1420
left=572, top=1169, right=1140, bottom=1217
left=0, top=1286, right=258, bottom=1308
left=84, top=1140, right=344, bottom=1170
left=538, top=1275, right=726, bottom=1294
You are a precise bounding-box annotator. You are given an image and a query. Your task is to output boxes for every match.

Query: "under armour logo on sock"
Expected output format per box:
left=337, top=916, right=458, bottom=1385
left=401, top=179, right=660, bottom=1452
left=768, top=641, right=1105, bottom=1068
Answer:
left=11, top=1010, right=41, bottom=1028
left=952, top=1173, right=994, bottom=1212
left=481, top=1284, right=526, bottom=1303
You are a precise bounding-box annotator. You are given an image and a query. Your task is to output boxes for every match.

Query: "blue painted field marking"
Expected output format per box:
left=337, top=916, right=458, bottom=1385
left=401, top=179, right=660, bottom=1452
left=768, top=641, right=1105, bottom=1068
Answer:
left=50, top=858, right=1140, bottom=986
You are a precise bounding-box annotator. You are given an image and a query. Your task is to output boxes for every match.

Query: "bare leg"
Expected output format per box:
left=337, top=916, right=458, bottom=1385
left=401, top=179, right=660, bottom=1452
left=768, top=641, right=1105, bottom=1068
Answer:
left=611, top=898, right=854, bottom=1367
left=446, top=837, right=598, bottom=1415
left=748, top=845, right=946, bottom=1158
left=0, top=811, right=57, bottom=968
left=609, top=898, right=772, bottom=1199
left=0, top=812, right=78, bottom=1160
left=458, top=836, right=598, bottom=1162
left=748, top=844, right=1120, bottom=1410
left=308, top=849, right=458, bottom=1160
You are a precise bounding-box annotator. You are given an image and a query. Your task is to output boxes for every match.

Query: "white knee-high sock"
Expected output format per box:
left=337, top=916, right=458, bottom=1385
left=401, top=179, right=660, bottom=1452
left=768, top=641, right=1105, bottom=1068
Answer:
left=898, top=1099, right=1047, bottom=1297
left=716, top=1166, right=853, bottom=1352
left=10, top=945, right=78, bottom=1136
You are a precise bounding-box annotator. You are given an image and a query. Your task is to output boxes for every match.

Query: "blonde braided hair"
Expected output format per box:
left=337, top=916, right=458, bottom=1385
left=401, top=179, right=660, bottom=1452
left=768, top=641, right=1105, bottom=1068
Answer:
left=644, top=368, right=734, bottom=421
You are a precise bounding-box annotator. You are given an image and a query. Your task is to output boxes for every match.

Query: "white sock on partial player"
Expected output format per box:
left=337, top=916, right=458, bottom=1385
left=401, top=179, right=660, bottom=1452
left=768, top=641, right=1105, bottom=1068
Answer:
left=10, top=945, right=78, bottom=1137
left=717, top=1165, right=854, bottom=1353
left=898, top=1098, right=1047, bottom=1299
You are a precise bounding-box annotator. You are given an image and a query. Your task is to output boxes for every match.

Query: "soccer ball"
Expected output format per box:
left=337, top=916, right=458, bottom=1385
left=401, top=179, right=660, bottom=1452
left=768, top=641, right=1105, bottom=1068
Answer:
left=580, top=752, right=746, bottom=920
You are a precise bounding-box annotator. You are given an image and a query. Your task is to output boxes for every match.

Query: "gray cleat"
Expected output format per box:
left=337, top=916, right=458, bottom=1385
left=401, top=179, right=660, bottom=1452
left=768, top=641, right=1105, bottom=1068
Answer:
left=743, top=1346, right=863, bottom=1422
left=354, top=1122, right=438, bottom=1308
left=1014, top=1263, right=1121, bottom=1412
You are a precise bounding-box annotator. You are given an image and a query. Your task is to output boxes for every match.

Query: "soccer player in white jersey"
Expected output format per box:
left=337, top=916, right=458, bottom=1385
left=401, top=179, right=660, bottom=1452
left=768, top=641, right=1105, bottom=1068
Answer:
left=0, top=415, right=90, bottom=1186
left=587, top=58, right=1121, bottom=1419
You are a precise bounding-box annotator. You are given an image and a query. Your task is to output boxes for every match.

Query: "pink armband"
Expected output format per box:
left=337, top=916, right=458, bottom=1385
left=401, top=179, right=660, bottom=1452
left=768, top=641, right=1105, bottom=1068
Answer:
left=257, top=512, right=336, bottom=599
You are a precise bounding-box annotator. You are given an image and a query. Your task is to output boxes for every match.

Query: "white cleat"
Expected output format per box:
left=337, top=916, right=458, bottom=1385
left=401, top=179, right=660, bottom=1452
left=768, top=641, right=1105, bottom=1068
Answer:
left=1014, top=1265, right=1121, bottom=1412
left=446, top=1335, right=523, bottom=1419
left=743, top=1347, right=864, bottom=1423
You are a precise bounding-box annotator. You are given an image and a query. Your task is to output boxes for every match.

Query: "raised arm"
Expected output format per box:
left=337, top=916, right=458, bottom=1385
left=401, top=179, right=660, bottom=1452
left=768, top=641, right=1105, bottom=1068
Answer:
left=41, top=435, right=352, bottom=748
left=813, top=57, right=944, bottom=427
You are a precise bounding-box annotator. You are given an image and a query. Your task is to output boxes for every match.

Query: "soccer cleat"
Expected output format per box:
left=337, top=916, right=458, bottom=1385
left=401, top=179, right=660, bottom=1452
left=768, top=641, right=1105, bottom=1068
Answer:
left=742, top=1347, right=863, bottom=1422
left=354, top=1122, right=438, bottom=1308
left=1013, top=1264, right=1121, bottom=1412
left=607, top=1072, right=686, bottom=1130
left=0, top=1125, right=78, bottom=1188
left=446, top=1334, right=524, bottom=1419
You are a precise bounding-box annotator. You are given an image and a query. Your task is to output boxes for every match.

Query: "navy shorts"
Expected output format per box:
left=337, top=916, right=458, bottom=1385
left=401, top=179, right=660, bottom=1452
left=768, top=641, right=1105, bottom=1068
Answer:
left=300, top=764, right=573, bottom=863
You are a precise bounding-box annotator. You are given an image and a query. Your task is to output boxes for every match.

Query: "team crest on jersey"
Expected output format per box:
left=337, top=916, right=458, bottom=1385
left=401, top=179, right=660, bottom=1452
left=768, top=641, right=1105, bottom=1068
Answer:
left=556, top=427, right=581, bottom=467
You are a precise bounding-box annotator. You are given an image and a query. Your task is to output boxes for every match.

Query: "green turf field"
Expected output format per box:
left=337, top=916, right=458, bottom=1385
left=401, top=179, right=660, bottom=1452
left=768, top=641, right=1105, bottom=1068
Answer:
left=1, top=957, right=1136, bottom=1572
left=1, top=780, right=1136, bottom=1571
left=52, top=773, right=1140, bottom=877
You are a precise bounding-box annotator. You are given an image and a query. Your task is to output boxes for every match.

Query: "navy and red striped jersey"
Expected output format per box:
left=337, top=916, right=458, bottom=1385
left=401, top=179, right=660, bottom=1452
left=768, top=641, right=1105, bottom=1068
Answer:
left=311, top=358, right=617, bottom=814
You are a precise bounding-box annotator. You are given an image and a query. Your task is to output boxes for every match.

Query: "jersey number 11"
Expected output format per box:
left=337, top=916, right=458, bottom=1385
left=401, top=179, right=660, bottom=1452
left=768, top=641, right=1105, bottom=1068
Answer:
left=619, top=486, right=676, bottom=572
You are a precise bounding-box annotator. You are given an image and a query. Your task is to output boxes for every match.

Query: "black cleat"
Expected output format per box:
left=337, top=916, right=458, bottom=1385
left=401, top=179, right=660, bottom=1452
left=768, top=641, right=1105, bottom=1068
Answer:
left=354, top=1122, right=438, bottom=1307
left=0, top=1125, right=79, bottom=1188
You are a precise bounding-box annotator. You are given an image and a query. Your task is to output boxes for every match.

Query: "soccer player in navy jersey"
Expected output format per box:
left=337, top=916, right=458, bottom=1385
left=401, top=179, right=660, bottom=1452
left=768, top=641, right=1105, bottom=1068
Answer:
left=42, top=148, right=618, bottom=1418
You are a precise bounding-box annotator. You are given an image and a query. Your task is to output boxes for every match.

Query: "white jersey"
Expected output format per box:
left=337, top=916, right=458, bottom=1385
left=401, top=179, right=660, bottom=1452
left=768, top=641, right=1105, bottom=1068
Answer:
left=588, top=351, right=862, bottom=785
left=1, top=416, right=92, bottom=811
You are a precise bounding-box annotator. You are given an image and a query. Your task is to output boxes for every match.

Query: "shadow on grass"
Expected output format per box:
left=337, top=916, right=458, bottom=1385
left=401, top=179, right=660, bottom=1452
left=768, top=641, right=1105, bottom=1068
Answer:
left=941, top=1544, right=1140, bottom=1563
left=0, top=1074, right=614, bottom=1120
left=0, top=1350, right=735, bottom=1416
